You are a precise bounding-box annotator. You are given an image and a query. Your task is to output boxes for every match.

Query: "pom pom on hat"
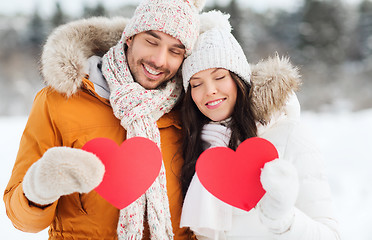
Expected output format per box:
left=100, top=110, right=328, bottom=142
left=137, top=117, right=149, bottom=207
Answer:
left=182, top=10, right=251, bottom=91
left=199, top=10, right=232, bottom=34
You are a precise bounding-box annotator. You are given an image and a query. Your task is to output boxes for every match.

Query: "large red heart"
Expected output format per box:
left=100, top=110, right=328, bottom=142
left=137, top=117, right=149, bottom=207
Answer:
left=82, top=137, right=162, bottom=209
left=196, top=137, right=278, bottom=212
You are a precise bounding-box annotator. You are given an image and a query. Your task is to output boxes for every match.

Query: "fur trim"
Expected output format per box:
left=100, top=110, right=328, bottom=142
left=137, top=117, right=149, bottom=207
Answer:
left=41, top=17, right=129, bottom=97
left=250, top=54, right=302, bottom=124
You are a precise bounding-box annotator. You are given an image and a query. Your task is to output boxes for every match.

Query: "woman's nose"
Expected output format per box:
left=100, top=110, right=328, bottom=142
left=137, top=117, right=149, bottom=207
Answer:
left=205, top=82, right=217, bottom=95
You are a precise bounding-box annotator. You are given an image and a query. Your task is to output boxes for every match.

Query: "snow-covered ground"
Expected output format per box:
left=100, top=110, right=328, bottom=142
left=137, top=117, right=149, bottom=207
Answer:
left=1, top=109, right=372, bottom=239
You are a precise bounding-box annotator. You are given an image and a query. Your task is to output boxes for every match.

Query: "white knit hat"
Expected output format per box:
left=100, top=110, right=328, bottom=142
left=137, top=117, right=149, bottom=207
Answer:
left=123, top=0, right=205, bottom=56
left=182, top=10, right=251, bottom=91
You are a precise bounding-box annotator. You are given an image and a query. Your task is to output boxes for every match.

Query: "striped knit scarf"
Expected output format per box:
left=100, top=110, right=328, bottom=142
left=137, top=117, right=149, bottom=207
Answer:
left=101, top=36, right=181, bottom=240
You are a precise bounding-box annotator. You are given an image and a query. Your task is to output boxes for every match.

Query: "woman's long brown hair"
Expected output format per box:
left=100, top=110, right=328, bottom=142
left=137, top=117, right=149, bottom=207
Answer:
left=180, top=72, right=257, bottom=198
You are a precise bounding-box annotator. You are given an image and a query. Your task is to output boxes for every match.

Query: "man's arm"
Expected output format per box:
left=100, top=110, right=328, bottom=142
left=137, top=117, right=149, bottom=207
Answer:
left=3, top=88, right=60, bottom=232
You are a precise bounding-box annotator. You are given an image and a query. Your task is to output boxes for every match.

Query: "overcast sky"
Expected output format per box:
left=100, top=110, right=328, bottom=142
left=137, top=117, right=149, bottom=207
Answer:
left=0, top=0, right=363, bottom=17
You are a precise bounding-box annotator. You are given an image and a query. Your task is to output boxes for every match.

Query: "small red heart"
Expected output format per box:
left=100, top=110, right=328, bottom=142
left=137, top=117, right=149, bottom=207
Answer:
left=196, top=137, right=278, bottom=212
left=82, top=137, right=162, bottom=209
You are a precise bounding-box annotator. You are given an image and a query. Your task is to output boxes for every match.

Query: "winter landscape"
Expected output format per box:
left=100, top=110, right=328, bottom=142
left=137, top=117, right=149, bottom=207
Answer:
left=1, top=110, right=372, bottom=239
left=1, top=0, right=372, bottom=239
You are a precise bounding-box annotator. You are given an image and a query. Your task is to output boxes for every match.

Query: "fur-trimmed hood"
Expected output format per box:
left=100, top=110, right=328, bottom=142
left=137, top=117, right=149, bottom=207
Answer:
left=250, top=55, right=301, bottom=124
left=40, top=17, right=301, bottom=124
left=41, top=17, right=129, bottom=97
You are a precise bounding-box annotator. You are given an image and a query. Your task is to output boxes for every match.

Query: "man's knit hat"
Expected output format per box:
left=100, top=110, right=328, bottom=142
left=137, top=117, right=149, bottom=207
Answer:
left=182, top=10, right=251, bottom=91
left=123, top=0, right=205, bottom=56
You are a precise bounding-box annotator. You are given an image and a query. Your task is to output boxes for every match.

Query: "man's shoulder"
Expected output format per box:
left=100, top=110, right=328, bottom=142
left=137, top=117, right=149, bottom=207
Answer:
left=34, top=85, right=105, bottom=108
left=158, top=109, right=181, bottom=129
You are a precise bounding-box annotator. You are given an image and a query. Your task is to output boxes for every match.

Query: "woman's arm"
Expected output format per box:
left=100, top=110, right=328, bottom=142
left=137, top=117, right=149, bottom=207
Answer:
left=259, top=122, right=340, bottom=240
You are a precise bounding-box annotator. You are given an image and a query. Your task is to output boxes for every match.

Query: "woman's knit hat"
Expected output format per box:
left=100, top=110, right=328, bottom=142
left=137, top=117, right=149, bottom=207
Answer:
left=123, top=0, right=205, bottom=56
left=182, top=10, right=251, bottom=91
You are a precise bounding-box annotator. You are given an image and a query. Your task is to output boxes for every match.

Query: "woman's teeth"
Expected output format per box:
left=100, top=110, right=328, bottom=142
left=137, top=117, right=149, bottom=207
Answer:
left=207, top=99, right=223, bottom=106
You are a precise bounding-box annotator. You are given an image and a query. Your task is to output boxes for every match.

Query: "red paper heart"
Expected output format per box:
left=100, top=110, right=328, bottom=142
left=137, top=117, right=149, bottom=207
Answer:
left=196, top=137, right=278, bottom=212
left=82, top=137, right=162, bottom=209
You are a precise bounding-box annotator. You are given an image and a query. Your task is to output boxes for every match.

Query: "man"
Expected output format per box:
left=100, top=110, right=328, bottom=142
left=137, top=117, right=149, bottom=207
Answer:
left=3, top=0, right=204, bottom=239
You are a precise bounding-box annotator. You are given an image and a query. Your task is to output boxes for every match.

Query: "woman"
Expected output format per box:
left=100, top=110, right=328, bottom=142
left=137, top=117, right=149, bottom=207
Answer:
left=179, top=11, right=340, bottom=240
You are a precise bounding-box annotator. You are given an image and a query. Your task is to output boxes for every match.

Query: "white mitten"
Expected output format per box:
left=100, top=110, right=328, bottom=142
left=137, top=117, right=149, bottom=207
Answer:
left=201, top=123, right=231, bottom=148
left=258, top=158, right=299, bottom=233
left=23, top=147, right=105, bottom=205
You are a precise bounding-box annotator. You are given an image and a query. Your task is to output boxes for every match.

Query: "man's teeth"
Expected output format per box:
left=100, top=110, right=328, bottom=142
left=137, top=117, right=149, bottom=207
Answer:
left=207, top=99, right=223, bottom=106
left=144, top=65, right=161, bottom=75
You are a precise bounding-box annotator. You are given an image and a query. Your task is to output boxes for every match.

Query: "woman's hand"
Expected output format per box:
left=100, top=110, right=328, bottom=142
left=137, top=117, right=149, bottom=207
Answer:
left=258, top=158, right=299, bottom=233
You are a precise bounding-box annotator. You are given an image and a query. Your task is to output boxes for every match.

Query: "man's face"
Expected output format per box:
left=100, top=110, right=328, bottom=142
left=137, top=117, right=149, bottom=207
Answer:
left=126, top=30, right=185, bottom=90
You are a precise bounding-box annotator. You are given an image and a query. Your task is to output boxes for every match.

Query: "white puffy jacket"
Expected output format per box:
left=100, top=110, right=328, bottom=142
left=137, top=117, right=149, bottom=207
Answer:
left=180, top=57, right=340, bottom=240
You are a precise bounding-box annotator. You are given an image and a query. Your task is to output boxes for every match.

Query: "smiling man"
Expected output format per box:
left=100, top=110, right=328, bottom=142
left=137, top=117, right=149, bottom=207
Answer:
left=3, top=0, right=205, bottom=239
left=125, top=30, right=186, bottom=90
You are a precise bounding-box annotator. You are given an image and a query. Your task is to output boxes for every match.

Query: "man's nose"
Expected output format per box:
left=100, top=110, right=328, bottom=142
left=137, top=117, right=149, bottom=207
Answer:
left=151, top=47, right=168, bottom=68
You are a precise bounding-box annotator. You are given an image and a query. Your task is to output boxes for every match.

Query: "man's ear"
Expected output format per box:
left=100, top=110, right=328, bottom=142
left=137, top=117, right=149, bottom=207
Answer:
left=126, top=36, right=133, bottom=46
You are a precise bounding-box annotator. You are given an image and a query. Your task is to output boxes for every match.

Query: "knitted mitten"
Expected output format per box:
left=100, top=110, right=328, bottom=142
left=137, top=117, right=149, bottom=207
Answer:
left=23, top=147, right=105, bottom=205
left=258, top=158, right=299, bottom=233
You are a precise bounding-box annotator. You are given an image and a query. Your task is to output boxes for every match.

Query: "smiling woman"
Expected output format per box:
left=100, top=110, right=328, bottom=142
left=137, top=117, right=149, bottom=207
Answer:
left=190, top=68, right=238, bottom=122
left=179, top=10, right=340, bottom=240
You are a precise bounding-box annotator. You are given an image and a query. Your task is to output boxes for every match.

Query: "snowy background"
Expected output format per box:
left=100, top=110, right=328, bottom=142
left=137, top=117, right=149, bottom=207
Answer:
left=1, top=109, right=372, bottom=239
left=1, top=0, right=372, bottom=239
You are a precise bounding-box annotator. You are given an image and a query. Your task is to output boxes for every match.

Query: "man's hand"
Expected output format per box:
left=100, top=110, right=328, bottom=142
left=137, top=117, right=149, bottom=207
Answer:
left=23, top=147, right=105, bottom=206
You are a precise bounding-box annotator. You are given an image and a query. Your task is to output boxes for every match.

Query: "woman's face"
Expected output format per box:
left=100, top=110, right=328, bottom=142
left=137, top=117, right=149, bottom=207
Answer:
left=190, top=68, right=237, bottom=122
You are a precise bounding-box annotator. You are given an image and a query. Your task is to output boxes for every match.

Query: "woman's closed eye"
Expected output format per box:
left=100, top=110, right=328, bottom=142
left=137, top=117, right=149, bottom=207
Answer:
left=190, top=82, right=202, bottom=88
left=215, top=75, right=226, bottom=80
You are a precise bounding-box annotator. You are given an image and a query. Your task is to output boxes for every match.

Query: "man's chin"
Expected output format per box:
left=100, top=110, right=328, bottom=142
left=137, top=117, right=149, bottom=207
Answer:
left=137, top=77, right=170, bottom=90
left=137, top=79, right=162, bottom=90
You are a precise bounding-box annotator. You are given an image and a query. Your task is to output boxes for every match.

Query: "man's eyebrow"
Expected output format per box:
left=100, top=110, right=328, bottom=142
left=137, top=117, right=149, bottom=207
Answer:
left=145, top=31, right=185, bottom=50
left=145, top=30, right=161, bottom=40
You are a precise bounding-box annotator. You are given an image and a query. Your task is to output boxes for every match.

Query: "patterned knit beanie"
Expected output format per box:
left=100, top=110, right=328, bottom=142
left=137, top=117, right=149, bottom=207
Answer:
left=123, top=0, right=205, bottom=56
left=182, top=10, right=251, bottom=91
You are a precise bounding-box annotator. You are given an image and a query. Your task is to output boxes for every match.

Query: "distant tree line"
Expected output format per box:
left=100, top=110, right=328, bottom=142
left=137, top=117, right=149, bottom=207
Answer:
left=28, top=1, right=108, bottom=49
left=1, top=0, right=371, bottom=114
left=212, top=0, right=372, bottom=65
left=24, top=0, right=372, bottom=65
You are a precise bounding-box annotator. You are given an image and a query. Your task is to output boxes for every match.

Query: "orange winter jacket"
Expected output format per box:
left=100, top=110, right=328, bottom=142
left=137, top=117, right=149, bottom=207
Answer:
left=3, top=77, right=190, bottom=239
